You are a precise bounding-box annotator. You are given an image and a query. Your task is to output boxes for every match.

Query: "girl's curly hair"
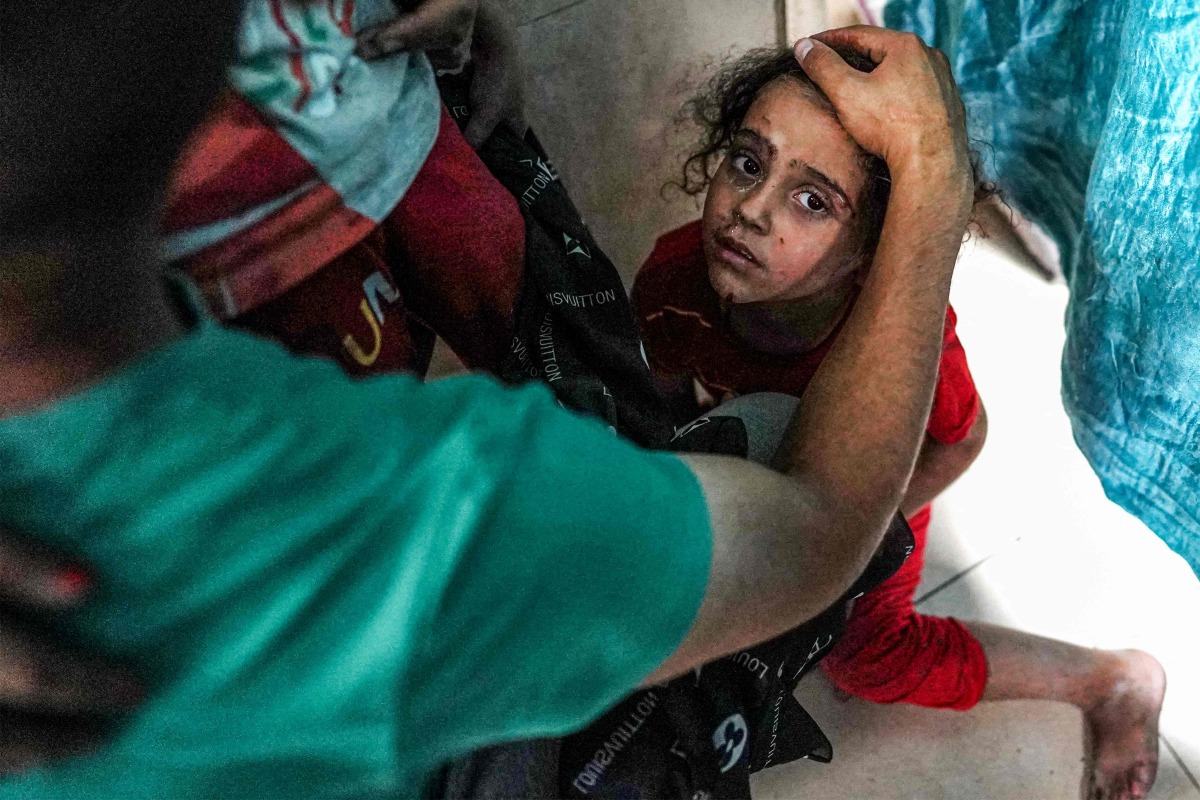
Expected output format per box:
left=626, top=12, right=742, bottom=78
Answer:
left=677, top=45, right=996, bottom=258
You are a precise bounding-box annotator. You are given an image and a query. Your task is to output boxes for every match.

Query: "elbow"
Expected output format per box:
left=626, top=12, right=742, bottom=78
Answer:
left=804, top=491, right=894, bottom=610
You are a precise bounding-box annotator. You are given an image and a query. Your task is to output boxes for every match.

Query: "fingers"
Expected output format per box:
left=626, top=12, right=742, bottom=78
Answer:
left=0, top=536, right=90, bottom=611
left=463, top=52, right=507, bottom=147
left=0, top=539, right=138, bottom=774
left=505, top=106, right=529, bottom=142
left=462, top=105, right=527, bottom=150
left=0, top=624, right=142, bottom=715
left=794, top=37, right=860, bottom=95
left=427, top=39, right=473, bottom=71
left=462, top=13, right=527, bottom=150
left=463, top=73, right=527, bottom=148
left=463, top=104, right=504, bottom=150
left=810, top=25, right=922, bottom=63
left=356, top=0, right=479, bottom=61
left=0, top=710, right=106, bottom=776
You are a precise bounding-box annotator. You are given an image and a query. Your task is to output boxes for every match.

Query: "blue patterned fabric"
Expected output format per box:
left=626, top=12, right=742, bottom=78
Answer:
left=885, top=0, right=1200, bottom=576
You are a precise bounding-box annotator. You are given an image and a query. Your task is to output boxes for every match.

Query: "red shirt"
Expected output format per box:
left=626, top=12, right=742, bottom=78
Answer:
left=632, top=221, right=980, bottom=445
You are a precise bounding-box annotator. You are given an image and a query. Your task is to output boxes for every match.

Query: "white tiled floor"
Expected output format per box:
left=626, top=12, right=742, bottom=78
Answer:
left=751, top=239, right=1200, bottom=799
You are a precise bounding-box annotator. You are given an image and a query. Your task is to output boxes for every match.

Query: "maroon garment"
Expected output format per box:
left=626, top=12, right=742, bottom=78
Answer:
left=233, top=104, right=524, bottom=377
left=633, top=220, right=988, bottom=710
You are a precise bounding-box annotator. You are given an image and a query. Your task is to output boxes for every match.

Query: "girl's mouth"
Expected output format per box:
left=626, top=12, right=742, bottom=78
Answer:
left=715, top=233, right=761, bottom=270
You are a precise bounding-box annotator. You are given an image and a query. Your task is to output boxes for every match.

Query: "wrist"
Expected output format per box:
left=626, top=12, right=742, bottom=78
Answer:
left=888, top=149, right=974, bottom=226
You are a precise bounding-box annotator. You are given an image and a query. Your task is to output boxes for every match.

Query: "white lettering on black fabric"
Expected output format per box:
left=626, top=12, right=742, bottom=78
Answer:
left=544, top=289, right=618, bottom=308
left=538, top=312, right=561, bottom=383
left=571, top=692, right=660, bottom=794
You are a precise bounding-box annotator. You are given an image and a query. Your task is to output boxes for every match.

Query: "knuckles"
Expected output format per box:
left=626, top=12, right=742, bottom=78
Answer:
left=897, top=31, right=924, bottom=51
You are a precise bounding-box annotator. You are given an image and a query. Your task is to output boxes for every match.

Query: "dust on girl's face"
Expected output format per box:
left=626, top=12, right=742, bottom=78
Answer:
left=701, top=76, right=872, bottom=306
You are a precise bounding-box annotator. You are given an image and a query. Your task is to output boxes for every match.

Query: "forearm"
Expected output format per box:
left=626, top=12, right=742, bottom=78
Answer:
left=773, top=164, right=971, bottom=581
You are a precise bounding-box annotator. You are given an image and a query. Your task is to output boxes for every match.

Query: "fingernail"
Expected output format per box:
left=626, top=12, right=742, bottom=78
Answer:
left=795, top=38, right=815, bottom=63
left=53, top=566, right=91, bottom=598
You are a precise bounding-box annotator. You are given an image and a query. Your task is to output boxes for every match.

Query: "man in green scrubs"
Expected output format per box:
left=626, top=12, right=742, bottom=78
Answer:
left=0, top=4, right=975, bottom=796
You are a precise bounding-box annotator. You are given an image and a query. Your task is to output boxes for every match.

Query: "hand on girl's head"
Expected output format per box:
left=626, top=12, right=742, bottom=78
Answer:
left=795, top=26, right=971, bottom=187
left=684, top=33, right=980, bottom=308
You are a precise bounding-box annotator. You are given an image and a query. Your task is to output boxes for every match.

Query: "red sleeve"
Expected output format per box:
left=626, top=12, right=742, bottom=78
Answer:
left=926, top=305, right=981, bottom=444
left=630, top=221, right=706, bottom=377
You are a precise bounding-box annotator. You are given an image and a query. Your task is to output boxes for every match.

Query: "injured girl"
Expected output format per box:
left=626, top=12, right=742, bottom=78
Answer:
left=630, top=43, right=1166, bottom=800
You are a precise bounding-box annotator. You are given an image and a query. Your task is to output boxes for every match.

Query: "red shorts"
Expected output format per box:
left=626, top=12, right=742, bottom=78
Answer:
left=821, top=505, right=989, bottom=710
left=233, top=105, right=525, bottom=377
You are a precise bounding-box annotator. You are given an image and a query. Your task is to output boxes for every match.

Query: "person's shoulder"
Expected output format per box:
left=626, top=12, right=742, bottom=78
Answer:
left=943, top=303, right=962, bottom=339
left=945, top=303, right=959, bottom=324
left=927, top=301, right=981, bottom=442
left=389, top=373, right=565, bottom=440
left=648, top=219, right=706, bottom=267
left=632, top=221, right=726, bottom=388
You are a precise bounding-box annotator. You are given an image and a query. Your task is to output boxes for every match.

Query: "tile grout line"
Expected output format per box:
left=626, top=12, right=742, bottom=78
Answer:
left=914, top=553, right=995, bottom=606
left=1162, top=736, right=1200, bottom=793
left=520, top=0, right=591, bottom=27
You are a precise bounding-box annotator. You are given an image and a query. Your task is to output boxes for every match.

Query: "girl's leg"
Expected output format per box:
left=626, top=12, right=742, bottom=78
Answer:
left=968, top=623, right=1164, bottom=800
left=233, top=105, right=523, bottom=380
left=824, top=505, right=1165, bottom=800
left=822, top=506, right=990, bottom=710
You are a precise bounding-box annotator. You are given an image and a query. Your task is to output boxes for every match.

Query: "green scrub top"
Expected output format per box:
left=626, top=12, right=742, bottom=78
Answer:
left=0, top=322, right=711, bottom=798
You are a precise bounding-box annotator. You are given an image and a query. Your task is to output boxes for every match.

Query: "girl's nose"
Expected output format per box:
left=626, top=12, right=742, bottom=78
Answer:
left=733, top=185, right=771, bottom=235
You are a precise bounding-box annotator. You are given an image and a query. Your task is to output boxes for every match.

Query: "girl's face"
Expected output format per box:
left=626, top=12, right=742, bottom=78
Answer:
left=701, top=77, right=872, bottom=306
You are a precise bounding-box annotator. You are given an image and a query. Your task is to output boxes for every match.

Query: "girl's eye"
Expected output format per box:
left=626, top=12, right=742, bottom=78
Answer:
left=732, top=153, right=761, bottom=178
left=797, top=190, right=828, bottom=213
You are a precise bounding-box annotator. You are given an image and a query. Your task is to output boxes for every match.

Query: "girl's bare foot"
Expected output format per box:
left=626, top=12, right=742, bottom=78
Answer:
left=1083, top=649, right=1166, bottom=800
left=967, top=624, right=1166, bottom=800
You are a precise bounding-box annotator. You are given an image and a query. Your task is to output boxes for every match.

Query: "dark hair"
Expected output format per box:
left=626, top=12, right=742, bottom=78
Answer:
left=676, top=45, right=996, bottom=260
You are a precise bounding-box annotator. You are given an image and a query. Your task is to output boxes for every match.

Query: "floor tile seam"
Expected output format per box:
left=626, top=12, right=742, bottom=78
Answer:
left=913, top=533, right=1032, bottom=607
left=914, top=553, right=995, bottom=606
left=519, top=0, right=591, bottom=27
left=1162, top=735, right=1200, bottom=794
